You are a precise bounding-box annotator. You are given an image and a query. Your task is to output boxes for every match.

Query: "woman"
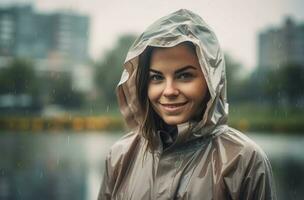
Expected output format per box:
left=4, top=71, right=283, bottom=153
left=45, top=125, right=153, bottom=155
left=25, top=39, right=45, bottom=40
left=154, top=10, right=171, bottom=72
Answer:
left=98, top=9, right=276, bottom=200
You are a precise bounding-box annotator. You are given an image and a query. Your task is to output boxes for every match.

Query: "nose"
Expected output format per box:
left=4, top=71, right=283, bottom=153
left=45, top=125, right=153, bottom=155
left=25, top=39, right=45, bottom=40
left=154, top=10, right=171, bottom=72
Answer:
left=163, top=80, right=179, bottom=97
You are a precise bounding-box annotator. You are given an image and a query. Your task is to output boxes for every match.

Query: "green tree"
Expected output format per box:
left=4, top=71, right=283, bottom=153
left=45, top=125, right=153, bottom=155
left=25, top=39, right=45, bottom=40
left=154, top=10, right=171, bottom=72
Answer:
left=246, top=67, right=269, bottom=104
left=48, top=73, right=85, bottom=108
left=265, top=67, right=282, bottom=105
left=0, top=59, right=38, bottom=95
left=95, top=34, right=137, bottom=107
left=279, top=63, right=304, bottom=105
left=253, top=63, right=304, bottom=106
left=224, top=53, right=247, bottom=103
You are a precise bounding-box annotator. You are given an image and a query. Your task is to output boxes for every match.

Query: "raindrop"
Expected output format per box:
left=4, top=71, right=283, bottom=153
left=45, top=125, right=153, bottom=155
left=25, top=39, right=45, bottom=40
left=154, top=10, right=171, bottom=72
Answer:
left=40, top=171, right=43, bottom=179
left=67, top=135, right=70, bottom=145
left=106, top=105, right=109, bottom=113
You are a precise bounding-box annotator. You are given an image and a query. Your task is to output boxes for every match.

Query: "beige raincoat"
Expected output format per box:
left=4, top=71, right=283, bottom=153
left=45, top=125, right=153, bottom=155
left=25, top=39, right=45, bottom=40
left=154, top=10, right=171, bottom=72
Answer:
left=98, top=9, right=276, bottom=200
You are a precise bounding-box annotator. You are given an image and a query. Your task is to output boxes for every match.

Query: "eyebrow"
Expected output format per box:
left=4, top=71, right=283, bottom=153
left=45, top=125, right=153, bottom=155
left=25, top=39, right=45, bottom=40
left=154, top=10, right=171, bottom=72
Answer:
left=149, top=65, right=197, bottom=74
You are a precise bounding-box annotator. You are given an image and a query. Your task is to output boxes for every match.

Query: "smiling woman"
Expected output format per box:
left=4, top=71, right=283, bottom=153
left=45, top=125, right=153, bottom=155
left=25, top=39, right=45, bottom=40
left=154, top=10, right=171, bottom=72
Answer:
left=98, top=9, right=276, bottom=200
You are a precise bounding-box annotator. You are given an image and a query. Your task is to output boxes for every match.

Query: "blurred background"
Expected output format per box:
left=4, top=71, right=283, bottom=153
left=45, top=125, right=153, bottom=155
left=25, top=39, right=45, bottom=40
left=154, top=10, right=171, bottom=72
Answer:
left=0, top=0, right=303, bottom=199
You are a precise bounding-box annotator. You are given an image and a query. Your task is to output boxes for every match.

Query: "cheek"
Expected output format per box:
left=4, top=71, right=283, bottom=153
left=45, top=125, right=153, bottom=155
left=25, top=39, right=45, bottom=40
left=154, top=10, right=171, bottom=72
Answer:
left=148, top=85, right=160, bottom=102
left=185, top=82, right=208, bottom=102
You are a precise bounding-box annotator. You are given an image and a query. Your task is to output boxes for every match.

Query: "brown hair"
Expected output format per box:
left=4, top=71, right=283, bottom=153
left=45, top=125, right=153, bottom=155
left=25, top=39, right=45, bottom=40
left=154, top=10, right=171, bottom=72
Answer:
left=135, top=41, right=204, bottom=151
left=136, top=46, right=162, bottom=151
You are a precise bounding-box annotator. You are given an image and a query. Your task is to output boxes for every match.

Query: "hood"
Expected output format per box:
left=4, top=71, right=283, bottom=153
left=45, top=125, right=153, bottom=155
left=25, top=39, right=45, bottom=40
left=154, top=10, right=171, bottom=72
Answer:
left=117, top=9, right=228, bottom=140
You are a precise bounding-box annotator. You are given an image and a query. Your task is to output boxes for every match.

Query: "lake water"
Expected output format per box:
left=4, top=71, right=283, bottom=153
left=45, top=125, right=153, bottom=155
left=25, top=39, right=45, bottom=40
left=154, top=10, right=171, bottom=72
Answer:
left=0, top=131, right=303, bottom=199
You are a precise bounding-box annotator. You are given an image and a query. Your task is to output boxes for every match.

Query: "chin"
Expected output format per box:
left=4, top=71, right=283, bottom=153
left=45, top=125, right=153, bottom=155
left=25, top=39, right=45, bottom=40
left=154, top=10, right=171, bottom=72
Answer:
left=163, top=116, right=188, bottom=125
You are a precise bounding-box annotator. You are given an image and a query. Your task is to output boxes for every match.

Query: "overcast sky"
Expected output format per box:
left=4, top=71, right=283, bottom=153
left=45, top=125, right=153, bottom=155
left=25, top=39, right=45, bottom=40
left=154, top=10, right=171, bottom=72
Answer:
left=1, top=0, right=304, bottom=69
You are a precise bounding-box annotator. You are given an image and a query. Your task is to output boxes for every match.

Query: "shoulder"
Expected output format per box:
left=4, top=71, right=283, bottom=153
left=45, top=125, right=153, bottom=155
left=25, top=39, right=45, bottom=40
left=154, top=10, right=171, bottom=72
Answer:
left=219, top=127, right=267, bottom=154
left=106, top=130, right=142, bottom=166
left=218, top=128, right=276, bottom=198
left=210, top=127, right=276, bottom=198
left=216, top=127, right=270, bottom=166
left=99, top=131, right=143, bottom=198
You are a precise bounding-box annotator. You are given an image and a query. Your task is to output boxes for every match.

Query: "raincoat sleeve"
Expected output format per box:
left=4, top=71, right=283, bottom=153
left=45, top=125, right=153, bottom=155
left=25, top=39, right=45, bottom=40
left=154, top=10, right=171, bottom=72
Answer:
left=239, top=148, right=277, bottom=200
left=98, top=152, right=113, bottom=200
left=97, top=132, right=139, bottom=200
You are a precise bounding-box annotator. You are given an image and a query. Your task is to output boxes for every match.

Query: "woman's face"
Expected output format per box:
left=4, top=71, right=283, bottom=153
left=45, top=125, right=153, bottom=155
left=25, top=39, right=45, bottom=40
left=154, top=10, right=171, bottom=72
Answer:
left=148, top=43, right=208, bottom=125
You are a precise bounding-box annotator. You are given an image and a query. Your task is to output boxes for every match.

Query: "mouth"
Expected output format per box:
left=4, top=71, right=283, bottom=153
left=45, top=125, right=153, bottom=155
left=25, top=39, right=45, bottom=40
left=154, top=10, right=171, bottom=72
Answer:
left=159, top=101, right=188, bottom=113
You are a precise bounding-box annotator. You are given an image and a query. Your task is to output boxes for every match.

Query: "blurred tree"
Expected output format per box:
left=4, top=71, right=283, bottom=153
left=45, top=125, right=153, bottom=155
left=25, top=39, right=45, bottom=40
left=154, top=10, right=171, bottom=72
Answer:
left=95, top=34, right=137, bottom=107
left=264, top=67, right=282, bottom=105
left=279, top=63, right=304, bottom=105
left=224, top=53, right=247, bottom=103
left=0, top=58, right=43, bottom=112
left=0, top=59, right=38, bottom=95
left=252, top=63, right=304, bottom=106
left=249, top=66, right=277, bottom=105
left=48, top=73, right=85, bottom=108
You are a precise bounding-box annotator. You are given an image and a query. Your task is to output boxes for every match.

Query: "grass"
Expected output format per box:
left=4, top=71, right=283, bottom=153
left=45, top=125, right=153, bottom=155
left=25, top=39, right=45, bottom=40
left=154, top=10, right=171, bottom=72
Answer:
left=228, top=103, right=304, bottom=133
left=1, top=103, right=303, bottom=134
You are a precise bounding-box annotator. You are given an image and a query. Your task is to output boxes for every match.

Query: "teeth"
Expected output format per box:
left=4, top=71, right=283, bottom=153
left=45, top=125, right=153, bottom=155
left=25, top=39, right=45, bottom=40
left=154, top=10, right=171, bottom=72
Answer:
left=168, top=105, right=177, bottom=108
left=161, top=102, right=187, bottom=107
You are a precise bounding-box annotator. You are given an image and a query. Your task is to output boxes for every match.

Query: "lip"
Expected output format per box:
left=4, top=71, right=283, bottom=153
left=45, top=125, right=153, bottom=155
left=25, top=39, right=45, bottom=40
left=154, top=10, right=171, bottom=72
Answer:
left=159, top=102, right=188, bottom=113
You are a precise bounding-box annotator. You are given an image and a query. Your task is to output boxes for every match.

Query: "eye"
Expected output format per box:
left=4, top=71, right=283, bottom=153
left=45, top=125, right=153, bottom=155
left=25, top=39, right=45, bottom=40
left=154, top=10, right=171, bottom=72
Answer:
left=177, top=72, right=194, bottom=80
left=149, top=74, right=163, bottom=82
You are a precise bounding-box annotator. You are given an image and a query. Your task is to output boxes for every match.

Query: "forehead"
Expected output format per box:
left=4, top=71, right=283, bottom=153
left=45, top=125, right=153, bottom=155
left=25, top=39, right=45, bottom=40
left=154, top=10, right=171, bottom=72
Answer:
left=150, top=43, right=200, bottom=71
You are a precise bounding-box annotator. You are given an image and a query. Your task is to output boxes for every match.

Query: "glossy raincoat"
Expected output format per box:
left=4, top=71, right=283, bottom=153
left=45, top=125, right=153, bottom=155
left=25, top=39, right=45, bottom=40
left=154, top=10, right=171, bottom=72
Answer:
left=98, top=9, right=276, bottom=200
